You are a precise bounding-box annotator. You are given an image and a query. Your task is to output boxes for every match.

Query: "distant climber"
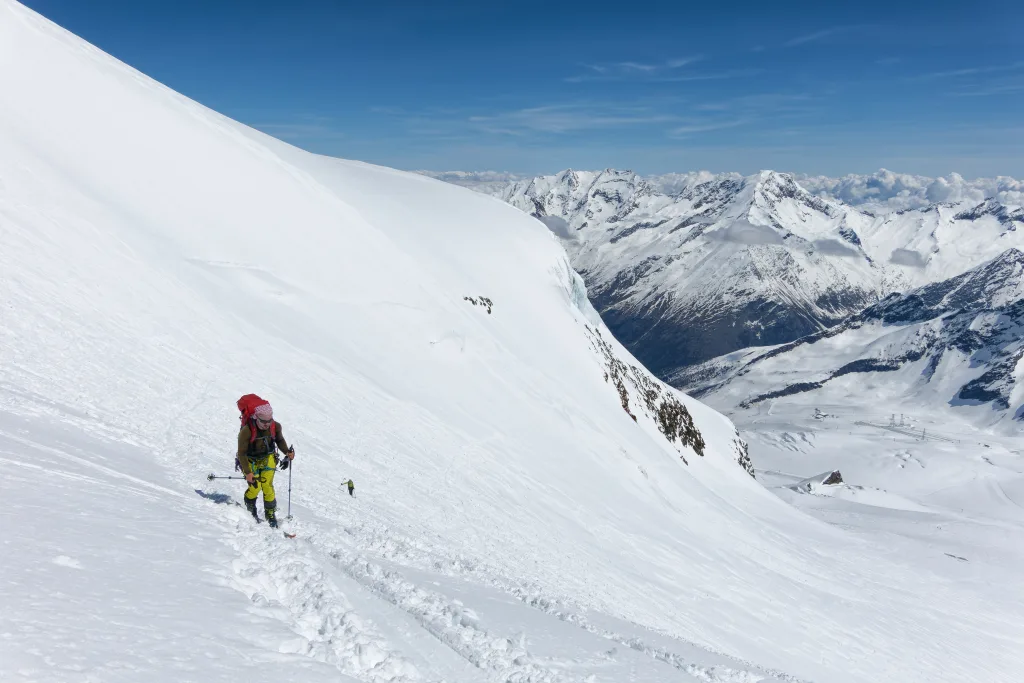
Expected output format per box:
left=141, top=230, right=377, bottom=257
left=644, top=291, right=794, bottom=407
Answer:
left=345, top=479, right=354, bottom=497
left=236, top=395, right=295, bottom=528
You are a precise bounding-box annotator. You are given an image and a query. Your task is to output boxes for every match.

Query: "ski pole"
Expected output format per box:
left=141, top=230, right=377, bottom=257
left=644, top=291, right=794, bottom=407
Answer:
left=287, top=459, right=293, bottom=520
left=208, top=473, right=248, bottom=481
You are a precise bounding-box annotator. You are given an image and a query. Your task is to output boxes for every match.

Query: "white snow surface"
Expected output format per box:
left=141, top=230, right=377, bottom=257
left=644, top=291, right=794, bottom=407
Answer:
left=2, top=3, right=1023, bottom=683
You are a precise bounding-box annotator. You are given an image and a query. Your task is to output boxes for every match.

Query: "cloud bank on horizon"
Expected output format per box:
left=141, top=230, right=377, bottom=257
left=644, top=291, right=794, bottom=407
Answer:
left=423, top=168, right=1024, bottom=213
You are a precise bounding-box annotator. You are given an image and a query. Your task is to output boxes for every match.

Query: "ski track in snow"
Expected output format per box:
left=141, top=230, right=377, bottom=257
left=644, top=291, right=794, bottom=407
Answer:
left=195, top=485, right=780, bottom=683
left=219, top=508, right=423, bottom=683
left=288, top=482, right=792, bottom=683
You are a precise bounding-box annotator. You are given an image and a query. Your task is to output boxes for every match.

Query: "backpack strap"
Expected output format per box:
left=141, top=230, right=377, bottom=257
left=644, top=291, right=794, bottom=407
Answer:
left=245, top=419, right=279, bottom=456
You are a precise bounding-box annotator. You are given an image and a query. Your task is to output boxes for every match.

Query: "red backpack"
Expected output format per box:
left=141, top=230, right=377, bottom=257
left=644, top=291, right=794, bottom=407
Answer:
left=237, top=394, right=276, bottom=442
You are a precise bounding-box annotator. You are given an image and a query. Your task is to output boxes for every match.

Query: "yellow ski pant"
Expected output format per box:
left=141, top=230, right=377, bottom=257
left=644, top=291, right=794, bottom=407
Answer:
left=244, top=454, right=277, bottom=509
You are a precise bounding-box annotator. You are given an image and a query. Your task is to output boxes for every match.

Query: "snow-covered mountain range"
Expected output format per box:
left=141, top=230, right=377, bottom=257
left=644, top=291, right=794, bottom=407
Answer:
left=434, top=169, right=1024, bottom=391
left=500, top=169, right=890, bottom=376
left=421, top=168, right=1024, bottom=214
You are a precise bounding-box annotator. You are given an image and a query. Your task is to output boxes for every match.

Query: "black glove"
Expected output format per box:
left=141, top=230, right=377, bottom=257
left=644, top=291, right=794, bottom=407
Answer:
left=279, top=457, right=289, bottom=470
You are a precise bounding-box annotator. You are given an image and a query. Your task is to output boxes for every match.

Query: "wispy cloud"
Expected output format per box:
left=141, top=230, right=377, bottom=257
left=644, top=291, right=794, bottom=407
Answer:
left=665, top=91, right=820, bottom=138
left=567, top=67, right=760, bottom=84
left=912, top=61, right=1024, bottom=99
left=915, top=61, right=1024, bottom=81
left=693, top=102, right=732, bottom=112
left=566, top=56, right=704, bottom=82
left=369, top=87, right=824, bottom=148
left=667, top=56, right=703, bottom=68
left=373, top=99, right=704, bottom=141
left=616, top=61, right=659, bottom=72
left=692, top=92, right=816, bottom=116
left=468, top=103, right=677, bottom=135
left=784, top=27, right=844, bottom=47
left=654, top=69, right=764, bottom=83
left=670, top=119, right=751, bottom=137
left=951, top=81, right=1024, bottom=97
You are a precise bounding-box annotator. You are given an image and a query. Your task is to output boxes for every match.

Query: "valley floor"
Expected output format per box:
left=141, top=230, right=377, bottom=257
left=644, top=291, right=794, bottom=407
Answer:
left=730, top=397, right=1024, bottom=636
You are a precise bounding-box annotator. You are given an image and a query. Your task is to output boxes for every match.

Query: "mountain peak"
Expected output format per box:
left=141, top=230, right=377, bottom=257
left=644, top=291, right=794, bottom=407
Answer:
left=744, top=169, right=840, bottom=221
left=556, top=168, right=580, bottom=190
left=752, top=170, right=802, bottom=196
left=756, top=169, right=795, bottom=182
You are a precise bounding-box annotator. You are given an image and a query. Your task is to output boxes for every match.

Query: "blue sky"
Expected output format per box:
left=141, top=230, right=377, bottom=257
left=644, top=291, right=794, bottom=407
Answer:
left=21, top=0, right=1024, bottom=177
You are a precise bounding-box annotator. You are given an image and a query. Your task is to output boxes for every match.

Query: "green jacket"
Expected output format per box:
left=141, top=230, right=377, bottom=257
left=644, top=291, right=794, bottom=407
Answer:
left=236, top=421, right=290, bottom=475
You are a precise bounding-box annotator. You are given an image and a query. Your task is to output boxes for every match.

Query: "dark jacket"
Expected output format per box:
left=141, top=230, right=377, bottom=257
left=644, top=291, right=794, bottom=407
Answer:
left=236, top=421, right=290, bottom=475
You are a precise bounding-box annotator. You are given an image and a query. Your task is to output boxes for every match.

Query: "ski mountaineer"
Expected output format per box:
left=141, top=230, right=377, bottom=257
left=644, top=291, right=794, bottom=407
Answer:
left=237, top=403, right=294, bottom=528
left=346, top=479, right=354, bottom=497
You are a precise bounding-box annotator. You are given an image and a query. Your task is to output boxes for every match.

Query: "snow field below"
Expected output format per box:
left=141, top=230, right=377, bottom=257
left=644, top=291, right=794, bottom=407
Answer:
left=731, top=398, right=1024, bottom=610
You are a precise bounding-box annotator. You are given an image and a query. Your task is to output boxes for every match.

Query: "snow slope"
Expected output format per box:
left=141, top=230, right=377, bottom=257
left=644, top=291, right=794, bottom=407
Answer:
left=2, top=3, right=1023, bottom=683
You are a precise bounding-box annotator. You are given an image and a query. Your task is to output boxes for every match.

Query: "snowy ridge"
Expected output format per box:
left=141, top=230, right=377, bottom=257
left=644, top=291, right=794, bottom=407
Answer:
left=681, top=249, right=1024, bottom=427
